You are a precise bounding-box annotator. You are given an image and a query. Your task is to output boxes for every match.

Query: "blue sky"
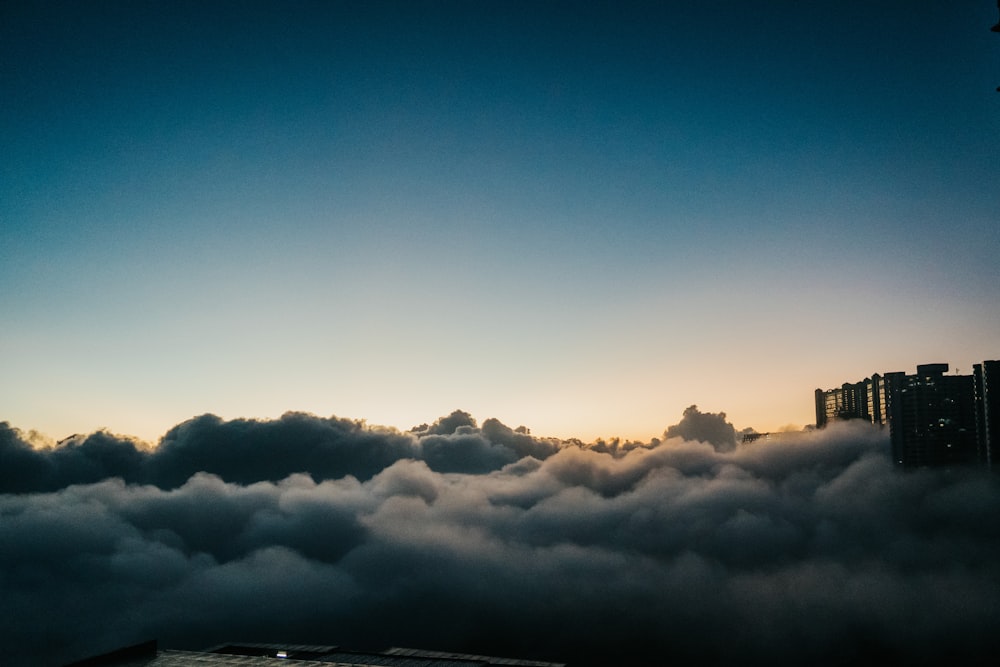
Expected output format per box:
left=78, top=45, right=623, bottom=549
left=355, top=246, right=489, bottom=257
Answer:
left=2, top=1, right=999, bottom=442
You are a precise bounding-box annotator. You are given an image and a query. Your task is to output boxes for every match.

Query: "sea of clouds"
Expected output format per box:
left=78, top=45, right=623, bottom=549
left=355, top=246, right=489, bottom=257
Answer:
left=2, top=409, right=999, bottom=666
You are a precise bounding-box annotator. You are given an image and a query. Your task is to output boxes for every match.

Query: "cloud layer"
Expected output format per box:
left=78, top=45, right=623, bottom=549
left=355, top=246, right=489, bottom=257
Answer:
left=2, top=413, right=999, bottom=666
left=0, top=410, right=563, bottom=492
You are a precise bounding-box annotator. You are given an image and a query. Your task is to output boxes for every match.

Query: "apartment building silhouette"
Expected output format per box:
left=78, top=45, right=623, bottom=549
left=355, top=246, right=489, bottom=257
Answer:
left=815, top=361, right=999, bottom=469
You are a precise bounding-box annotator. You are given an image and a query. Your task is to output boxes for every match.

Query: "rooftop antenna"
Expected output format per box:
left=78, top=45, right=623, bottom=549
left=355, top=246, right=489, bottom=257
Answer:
left=994, top=1, right=1000, bottom=91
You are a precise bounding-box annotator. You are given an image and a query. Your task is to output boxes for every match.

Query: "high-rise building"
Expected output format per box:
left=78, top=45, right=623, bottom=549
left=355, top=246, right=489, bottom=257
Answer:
left=814, top=374, right=888, bottom=429
left=974, top=360, right=1000, bottom=470
left=884, top=364, right=977, bottom=468
left=816, top=361, right=998, bottom=469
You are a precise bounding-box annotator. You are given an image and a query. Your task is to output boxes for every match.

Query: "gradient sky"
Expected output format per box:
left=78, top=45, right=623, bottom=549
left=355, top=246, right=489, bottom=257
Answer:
left=3, top=1, right=999, bottom=444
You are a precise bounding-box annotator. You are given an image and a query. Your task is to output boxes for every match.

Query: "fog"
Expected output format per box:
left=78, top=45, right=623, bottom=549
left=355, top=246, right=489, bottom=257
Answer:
left=2, top=410, right=998, bottom=666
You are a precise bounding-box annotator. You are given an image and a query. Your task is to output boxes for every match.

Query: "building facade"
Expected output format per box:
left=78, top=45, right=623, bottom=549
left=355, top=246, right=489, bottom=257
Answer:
left=814, top=373, right=888, bottom=429
left=816, top=361, right=998, bottom=469
left=883, top=364, right=977, bottom=468
left=974, top=360, right=1000, bottom=469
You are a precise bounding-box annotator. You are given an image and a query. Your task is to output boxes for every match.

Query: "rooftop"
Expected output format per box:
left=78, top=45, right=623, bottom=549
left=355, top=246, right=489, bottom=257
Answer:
left=66, top=641, right=566, bottom=667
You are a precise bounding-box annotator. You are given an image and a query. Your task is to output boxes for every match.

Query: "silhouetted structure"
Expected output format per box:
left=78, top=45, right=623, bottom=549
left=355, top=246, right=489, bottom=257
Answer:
left=884, top=364, right=977, bottom=468
left=974, top=360, right=1000, bottom=468
left=814, top=374, right=888, bottom=429
left=64, top=640, right=158, bottom=667
left=816, top=361, right=999, bottom=469
left=741, top=431, right=798, bottom=444
left=65, top=640, right=566, bottom=667
left=993, top=0, right=1000, bottom=90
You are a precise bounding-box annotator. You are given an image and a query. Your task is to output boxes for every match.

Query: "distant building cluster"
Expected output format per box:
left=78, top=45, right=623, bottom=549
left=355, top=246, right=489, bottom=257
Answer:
left=740, top=431, right=798, bottom=444
left=815, top=361, right=999, bottom=469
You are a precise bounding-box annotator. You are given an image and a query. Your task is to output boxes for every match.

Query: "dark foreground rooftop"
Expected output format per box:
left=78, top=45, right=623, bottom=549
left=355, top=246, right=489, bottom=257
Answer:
left=66, top=641, right=566, bottom=667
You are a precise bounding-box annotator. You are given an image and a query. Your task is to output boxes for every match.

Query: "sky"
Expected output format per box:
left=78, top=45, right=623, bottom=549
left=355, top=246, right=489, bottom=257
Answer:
left=2, top=1, right=999, bottom=444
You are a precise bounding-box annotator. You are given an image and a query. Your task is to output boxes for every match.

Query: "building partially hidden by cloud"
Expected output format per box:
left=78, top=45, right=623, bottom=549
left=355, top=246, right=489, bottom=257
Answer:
left=815, top=360, right=999, bottom=469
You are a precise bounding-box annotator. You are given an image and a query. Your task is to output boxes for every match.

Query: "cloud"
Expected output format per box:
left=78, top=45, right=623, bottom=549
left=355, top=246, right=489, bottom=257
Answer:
left=0, top=423, right=147, bottom=492
left=0, top=410, right=562, bottom=493
left=1, top=416, right=999, bottom=666
left=664, top=404, right=738, bottom=451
